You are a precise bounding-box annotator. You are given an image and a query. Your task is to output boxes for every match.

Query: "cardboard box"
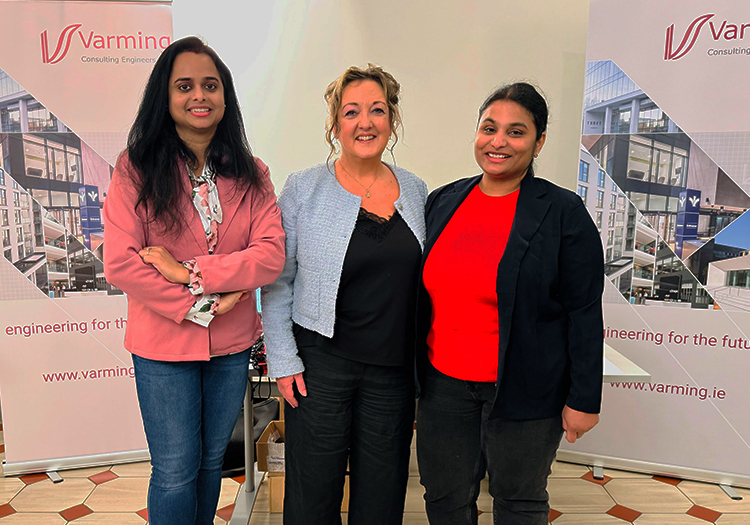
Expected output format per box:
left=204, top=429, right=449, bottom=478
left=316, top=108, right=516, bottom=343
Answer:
left=257, top=420, right=284, bottom=472
left=267, top=472, right=349, bottom=513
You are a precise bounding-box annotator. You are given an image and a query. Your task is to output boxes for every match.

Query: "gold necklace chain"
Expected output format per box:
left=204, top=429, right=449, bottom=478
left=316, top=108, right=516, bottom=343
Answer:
left=337, top=160, right=379, bottom=198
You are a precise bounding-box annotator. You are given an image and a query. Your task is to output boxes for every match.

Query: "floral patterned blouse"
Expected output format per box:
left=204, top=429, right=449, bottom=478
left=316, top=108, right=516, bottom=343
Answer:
left=183, top=163, right=223, bottom=327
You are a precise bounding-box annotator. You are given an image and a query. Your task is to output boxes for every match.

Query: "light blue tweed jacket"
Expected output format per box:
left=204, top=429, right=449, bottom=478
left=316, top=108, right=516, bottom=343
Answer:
left=260, top=162, right=427, bottom=378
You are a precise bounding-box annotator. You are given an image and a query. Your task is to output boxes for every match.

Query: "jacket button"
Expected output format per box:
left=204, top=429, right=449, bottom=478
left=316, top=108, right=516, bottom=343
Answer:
left=397, top=203, right=404, bottom=211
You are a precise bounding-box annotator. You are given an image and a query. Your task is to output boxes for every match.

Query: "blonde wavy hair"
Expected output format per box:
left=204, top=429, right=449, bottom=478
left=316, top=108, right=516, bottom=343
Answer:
left=324, top=63, right=403, bottom=165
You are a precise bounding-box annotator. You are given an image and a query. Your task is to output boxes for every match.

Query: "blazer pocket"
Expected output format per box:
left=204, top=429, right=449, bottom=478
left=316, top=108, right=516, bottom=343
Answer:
left=294, top=263, right=320, bottom=320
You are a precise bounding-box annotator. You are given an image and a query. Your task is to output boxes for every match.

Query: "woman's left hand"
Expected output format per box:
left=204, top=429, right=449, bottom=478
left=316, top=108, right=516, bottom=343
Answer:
left=562, top=405, right=599, bottom=443
left=139, top=246, right=190, bottom=284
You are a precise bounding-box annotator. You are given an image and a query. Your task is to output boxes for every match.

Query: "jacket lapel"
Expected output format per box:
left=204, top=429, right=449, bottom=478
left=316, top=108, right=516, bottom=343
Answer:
left=179, top=163, right=210, bottom=252
left=215, top=175, right=245, bottom=246
left=495, top=175, right=550, bottom=374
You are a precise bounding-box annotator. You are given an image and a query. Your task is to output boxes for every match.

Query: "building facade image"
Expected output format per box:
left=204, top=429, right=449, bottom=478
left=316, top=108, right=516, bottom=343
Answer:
left=578, top=147, right=711, bottom=308
left=582, top=61, right=750, bottom=254
left=706, top=253, right=750, bottom=311
left=583, top=61, right=680, bottom=136
left=0, top=69, right=113, bottom=296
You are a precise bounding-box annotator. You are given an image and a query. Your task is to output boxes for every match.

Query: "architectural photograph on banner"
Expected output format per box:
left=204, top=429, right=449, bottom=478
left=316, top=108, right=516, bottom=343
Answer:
left=578, top=147, right=713, bottom=309
left=686, top=211, right=750, bottom=312
left=0, top=67, right=120, bottom=299
left=582, top=60, right=750, bottom=260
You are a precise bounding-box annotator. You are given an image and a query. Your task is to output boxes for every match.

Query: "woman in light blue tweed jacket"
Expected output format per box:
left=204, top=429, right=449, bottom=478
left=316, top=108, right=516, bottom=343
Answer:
left=261, top=64, right=426, bottom=525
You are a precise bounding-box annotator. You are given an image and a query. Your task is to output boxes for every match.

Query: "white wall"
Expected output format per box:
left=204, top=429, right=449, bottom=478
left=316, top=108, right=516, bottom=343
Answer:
left=172, top=0, right=590, bottom=191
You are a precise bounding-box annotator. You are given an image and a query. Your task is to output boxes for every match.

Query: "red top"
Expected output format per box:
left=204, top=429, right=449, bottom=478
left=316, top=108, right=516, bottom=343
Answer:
left=423, top=185, right=519, bottom=382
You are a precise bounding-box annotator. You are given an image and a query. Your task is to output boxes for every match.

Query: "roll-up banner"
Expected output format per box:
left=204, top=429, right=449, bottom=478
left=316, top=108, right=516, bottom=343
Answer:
left=560, top=0, right=750, bottom=487
left=0, top=1, right=172, bottom=475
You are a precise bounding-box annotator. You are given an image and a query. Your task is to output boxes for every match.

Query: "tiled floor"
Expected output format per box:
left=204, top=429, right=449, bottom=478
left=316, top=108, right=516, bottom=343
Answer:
left=2, top=423, right=750, bottom=524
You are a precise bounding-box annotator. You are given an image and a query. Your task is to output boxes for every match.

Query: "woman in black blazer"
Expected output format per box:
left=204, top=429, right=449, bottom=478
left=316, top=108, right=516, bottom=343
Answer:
left=416, top=83, right=604, bottom=525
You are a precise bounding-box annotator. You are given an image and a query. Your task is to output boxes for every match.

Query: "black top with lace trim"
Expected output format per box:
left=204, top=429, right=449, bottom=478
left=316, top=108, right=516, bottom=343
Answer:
left=294, top=207, right=421, bottom=366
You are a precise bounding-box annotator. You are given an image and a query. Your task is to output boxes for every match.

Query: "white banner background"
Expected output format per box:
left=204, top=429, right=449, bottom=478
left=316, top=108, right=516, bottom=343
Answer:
left=0, top=0, right=172, bottom=474
left=560, top=0, right=750, bottom=487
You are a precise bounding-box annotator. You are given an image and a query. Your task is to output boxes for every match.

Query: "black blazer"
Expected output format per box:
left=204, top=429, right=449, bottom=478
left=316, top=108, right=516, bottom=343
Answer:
left=416, top=173, right=604, bottom=420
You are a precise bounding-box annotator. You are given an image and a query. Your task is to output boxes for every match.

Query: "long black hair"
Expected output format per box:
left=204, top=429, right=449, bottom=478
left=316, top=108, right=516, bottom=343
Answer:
left=478, top=82, right=548, bottom=177
left=126, top=36, right=262, bottom=233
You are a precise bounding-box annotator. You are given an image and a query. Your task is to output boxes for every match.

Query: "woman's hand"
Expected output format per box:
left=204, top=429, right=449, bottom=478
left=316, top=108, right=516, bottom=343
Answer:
left=139, top=246, right=190, bottom=284
left=216, top=291, right=245, bottom=315
left=562, top=405, right=599, bottom=443
left=276, top=373, right=307, bottom=408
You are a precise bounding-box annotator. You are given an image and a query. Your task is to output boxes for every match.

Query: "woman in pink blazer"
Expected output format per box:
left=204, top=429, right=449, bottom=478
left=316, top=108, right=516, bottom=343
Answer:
left=103, top=36, right=284, bottom=525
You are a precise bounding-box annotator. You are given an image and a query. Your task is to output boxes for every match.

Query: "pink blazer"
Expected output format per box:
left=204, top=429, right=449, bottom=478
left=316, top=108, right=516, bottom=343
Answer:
left=103, top=154, right=285, bottom=361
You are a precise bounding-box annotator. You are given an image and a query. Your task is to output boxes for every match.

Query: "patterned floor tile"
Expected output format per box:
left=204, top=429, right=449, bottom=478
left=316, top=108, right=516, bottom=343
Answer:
left=0, top=514, right=66, bottom=524
left=553, top=515, right=628, bottom=524
left=0, top=478, right=24, bottom=505
left=18, top=473, right=47, bottom=485
left=403, top=476, right=426, bottom=513
left=216, top=503, right=235, bottom=521
left=217, top=477, right=241, bottom=510
left=653, top=475, right=682, bottom=486
left=85, top=477, right=149, bottom=512
left=605, top=479, right=692, bottom=513
left=548, top=478, right=615, bottom=513
left=88, top=471, right=119, bottom=485
left=247, top=512, right=284, bottom=524
left=686, top=504, right=722, bottom=523
left=75, top=512, right=147, bottom=524
left=10, top=478, right=94, bottom=512
left=59, top=503, right=93, bottom=521
left=0, top=503, right=16, bottom=518
left=607, top=504, right=642, bottom=522
left=110, top=461, right=151, bottom=478
left=678, top=481, right=750, bottom=513
left=550, top=461, right=590, bottom=478
left=635, top=514, right=713, bottom=524
left=716, top=515, right=750, bottom=524
left=583, top=471, right=613, bottom=485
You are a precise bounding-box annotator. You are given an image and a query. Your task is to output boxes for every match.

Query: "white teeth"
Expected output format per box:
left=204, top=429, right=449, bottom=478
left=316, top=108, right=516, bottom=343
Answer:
left=190, top=108, right=210, bottom=113
left=357, top=135, right=375, bottom=141
left=487, top=152, right=510, bottom=159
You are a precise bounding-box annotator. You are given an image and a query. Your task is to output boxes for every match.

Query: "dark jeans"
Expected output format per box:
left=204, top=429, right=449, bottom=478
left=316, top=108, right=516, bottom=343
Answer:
left=283, top=344, right=415, bottom=525
left=132, top=349, right=251, bottom=525
left=417, top=363, right=563, bottom=525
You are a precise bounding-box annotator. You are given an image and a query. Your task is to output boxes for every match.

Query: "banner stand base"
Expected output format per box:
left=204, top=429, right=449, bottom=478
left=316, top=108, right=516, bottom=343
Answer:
left=47, top=472, right=63, bottom=483
left=720, top=485, right=743, bottom=500
left=2, top=449, right=150, bottom=477
left=557, top=449, right=750, bottom=490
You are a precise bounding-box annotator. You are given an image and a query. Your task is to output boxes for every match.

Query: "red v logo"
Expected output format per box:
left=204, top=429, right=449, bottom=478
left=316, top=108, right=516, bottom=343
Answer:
left=664, top=14, right=713, bottom=60
left=40, top=24, right=82, bottom=64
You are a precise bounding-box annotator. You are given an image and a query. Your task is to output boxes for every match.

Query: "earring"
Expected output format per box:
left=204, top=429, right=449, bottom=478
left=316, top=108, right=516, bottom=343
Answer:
left=534, top=153, right=539, bottom=158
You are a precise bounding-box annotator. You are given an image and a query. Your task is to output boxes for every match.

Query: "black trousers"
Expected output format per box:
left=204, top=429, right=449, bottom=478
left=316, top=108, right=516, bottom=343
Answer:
left=417, top=363, right=563, bottom=525
left=283, top=344, right=415, bottom=525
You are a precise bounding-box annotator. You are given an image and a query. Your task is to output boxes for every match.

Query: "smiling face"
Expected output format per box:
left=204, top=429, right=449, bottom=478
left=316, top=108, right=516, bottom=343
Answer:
left=168, top=51, right=225, bottom=142
left=474, top=100, right=546, bottom=187
left=335, top=80, right=391, bottom=164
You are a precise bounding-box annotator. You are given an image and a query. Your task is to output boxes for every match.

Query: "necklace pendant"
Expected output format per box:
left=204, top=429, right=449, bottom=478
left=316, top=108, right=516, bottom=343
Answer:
left=366, top=190, right=371, bottom=198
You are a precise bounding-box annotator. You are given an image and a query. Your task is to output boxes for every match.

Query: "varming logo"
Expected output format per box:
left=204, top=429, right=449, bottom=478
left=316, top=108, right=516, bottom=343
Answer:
left=665, top=13, right=750, bottom=60
left=41, top=24, right=82, bottom=64
left=41, top=24, right=171, bottom=65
